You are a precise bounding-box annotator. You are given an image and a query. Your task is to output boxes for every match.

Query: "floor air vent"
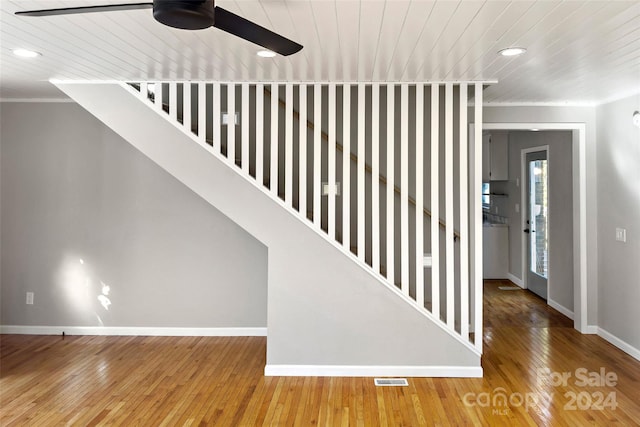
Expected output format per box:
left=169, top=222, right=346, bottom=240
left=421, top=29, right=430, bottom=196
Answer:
left=374, top=378, right=409, bottom=386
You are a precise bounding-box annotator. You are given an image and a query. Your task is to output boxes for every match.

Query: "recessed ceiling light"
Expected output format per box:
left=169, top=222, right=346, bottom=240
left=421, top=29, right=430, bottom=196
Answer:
left=12, top=48, right=41, bottom=58
left=498, top=47, right=526, bottom=57
left=257, top=50, right=276, bottom=58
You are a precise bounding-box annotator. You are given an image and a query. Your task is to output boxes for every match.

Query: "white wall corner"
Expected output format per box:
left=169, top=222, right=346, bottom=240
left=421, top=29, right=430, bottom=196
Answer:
left=0, top=325, right=267, bottom=337
left=264, top=365, right=483, bottom=378
left=547, top=299, right=574, bottom=320
left=585, top=325, right=599, bottom=334
left=507, top=273, right=524, bottom=288
left=597, top=328, right=640, bottom=362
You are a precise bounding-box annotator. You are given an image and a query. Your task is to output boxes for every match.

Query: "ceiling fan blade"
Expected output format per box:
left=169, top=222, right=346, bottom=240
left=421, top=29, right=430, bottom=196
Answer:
left=15, top=3, right=153, bottom=17
left=213, top=7, right=302, bottom=56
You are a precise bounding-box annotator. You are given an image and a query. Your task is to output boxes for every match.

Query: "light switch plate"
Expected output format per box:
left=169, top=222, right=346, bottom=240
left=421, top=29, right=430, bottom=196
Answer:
left=615, top=227, right=627, bottom=242
left=222, top=112, right=239, bottom=125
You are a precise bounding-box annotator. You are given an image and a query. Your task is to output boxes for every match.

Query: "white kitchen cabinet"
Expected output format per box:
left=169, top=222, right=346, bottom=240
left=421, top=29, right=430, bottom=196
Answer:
left=483, top=225, right=509, bottom=279
left=482, top=133, right=491, bottom=182
left=483, top=131, right=509, bottom=181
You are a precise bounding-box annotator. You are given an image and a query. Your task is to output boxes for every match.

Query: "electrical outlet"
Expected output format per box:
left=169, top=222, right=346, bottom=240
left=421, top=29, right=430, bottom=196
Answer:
left=26, top=292, right=34, bottom=305
left=615, top=227, right=627, bottom=242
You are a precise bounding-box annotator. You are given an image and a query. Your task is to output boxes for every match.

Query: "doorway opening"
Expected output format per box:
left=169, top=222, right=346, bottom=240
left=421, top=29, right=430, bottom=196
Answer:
left=476, top=123, right=588, bottom=333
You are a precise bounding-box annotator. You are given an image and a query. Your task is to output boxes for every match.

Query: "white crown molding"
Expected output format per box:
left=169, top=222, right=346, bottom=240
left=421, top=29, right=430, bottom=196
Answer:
left=264, top=365, right=483, bottom=378
left=481, top=101, right=597, bottom=107
left=594, top=89, right=640, bottom=106
left=0, top=325, right=267, bottom=337
left=52, top=78, right=498, bottom=85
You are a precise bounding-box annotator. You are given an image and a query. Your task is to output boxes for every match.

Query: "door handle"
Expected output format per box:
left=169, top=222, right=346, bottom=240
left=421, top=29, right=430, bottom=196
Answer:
left=524, top=228, right=530, bottom=233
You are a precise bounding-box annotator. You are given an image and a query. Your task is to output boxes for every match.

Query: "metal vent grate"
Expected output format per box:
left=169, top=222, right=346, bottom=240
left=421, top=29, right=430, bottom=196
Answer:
left=374, top=378, right=409, bottom=386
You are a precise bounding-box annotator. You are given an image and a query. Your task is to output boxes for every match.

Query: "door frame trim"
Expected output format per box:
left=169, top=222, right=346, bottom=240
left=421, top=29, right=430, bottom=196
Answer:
left=521, top=145, right=550, bottom=298
left=479, top=123, right=588, bottom=334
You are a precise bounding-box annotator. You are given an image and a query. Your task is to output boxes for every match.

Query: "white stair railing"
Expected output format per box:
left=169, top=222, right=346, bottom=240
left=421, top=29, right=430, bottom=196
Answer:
left=125, top=81, right=485, bottom=351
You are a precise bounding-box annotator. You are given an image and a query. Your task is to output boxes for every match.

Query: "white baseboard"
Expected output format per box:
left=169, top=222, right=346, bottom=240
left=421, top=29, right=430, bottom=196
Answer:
left=264, top=365, right=483, bottom=378
left=547, top=299, right=574, bottom=320
left=0, top=325, right=267, bottom=337
left=585, top=325, right=599, bottom=334
left=506, top=273, right=524, bottom=288
left=597, top=328, right=640, bottom=362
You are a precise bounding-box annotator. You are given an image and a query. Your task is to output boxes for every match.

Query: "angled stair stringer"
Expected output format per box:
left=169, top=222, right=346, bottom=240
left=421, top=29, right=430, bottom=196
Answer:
left=55, top=82, right=481, bottom=378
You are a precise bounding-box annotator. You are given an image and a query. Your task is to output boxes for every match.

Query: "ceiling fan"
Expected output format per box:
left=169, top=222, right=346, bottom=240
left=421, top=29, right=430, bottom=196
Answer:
left=15, top=0, right=303, bottom=56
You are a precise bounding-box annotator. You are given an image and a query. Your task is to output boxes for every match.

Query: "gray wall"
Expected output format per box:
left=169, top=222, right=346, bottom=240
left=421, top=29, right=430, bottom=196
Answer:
left=483, top=105, right=598, bottom=327
left=505, top=131, right=574, bottom=311
left=55, top=82, right=480, bottom=369
left=0, top=102, right=267, bottom=328
left=596, top=94, right=640, bottom=349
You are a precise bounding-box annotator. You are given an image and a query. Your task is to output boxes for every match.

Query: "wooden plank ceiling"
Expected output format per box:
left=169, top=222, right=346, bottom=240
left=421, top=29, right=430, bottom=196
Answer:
left=1, top=0, right=639, bottom=103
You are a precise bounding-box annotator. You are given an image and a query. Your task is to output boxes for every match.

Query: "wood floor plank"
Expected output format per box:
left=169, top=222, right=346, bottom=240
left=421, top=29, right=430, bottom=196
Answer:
left=2, top=280, right=639, bottom=425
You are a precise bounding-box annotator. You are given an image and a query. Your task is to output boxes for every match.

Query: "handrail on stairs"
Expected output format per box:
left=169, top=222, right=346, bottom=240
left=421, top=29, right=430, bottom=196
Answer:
left=135, top=82, right=460, bottom=241
left=264, top=87, right=460, bottom=241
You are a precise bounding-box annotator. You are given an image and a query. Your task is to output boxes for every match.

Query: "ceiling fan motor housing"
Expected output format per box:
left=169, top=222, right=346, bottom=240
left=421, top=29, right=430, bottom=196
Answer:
left=153, top=0, right=214, bottom=30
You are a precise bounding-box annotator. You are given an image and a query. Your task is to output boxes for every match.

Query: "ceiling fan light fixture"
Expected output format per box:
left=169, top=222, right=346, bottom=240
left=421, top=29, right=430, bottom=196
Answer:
left=498, top=47, right=526, bottom=57
left=257, top=50, right=276, bottom=58
left=12, top=48, right=41, bottom=58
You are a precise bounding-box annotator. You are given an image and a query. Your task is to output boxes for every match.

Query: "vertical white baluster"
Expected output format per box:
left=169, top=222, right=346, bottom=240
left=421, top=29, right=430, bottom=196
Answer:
left=445, top=83, right=454, bottom=329
left=155, top=82, right=163, bottom=111
left=242, top=83, right=250, bottom=173
left=372, top=83, right=380, bottom=271
left=198, top=83, right=206, bottom=144
left=183, top=83, right=191, bottom=134
left=431, top=84, right=440, bottom=320
left=473, top=83, right=483, bottom=351
left=299, top=85, right=307, bottom=217
left=415, top=83, right=424, bottom=309
left=400, top=84, right=409, bottom=295
left=271, top=83, right=279, bottom=197
left=285, top=84, right=294, bottom=207
left=313, top=84, right=321, bottom=228
left=169, top=82, right=177, bottom=121
left=386, top=84, right=395, bottom=283
left=139, top=82, right=148, bottom=101
left=357, top=83, right=366, bottom=261
left=213, top=83, right=221, bottom=152
left=227, top=84, right=236, bottom=164
left=256, top=84, right=264, bottom=186
left=328, top=84, right=336, bottom=239
left=459, top=83, right=469, bottom=339
left=342, top=85, right=351, bottom=250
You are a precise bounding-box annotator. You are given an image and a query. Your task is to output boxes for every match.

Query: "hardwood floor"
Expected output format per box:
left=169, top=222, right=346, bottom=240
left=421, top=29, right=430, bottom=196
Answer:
left=2, top=280, right=639, bottom=426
